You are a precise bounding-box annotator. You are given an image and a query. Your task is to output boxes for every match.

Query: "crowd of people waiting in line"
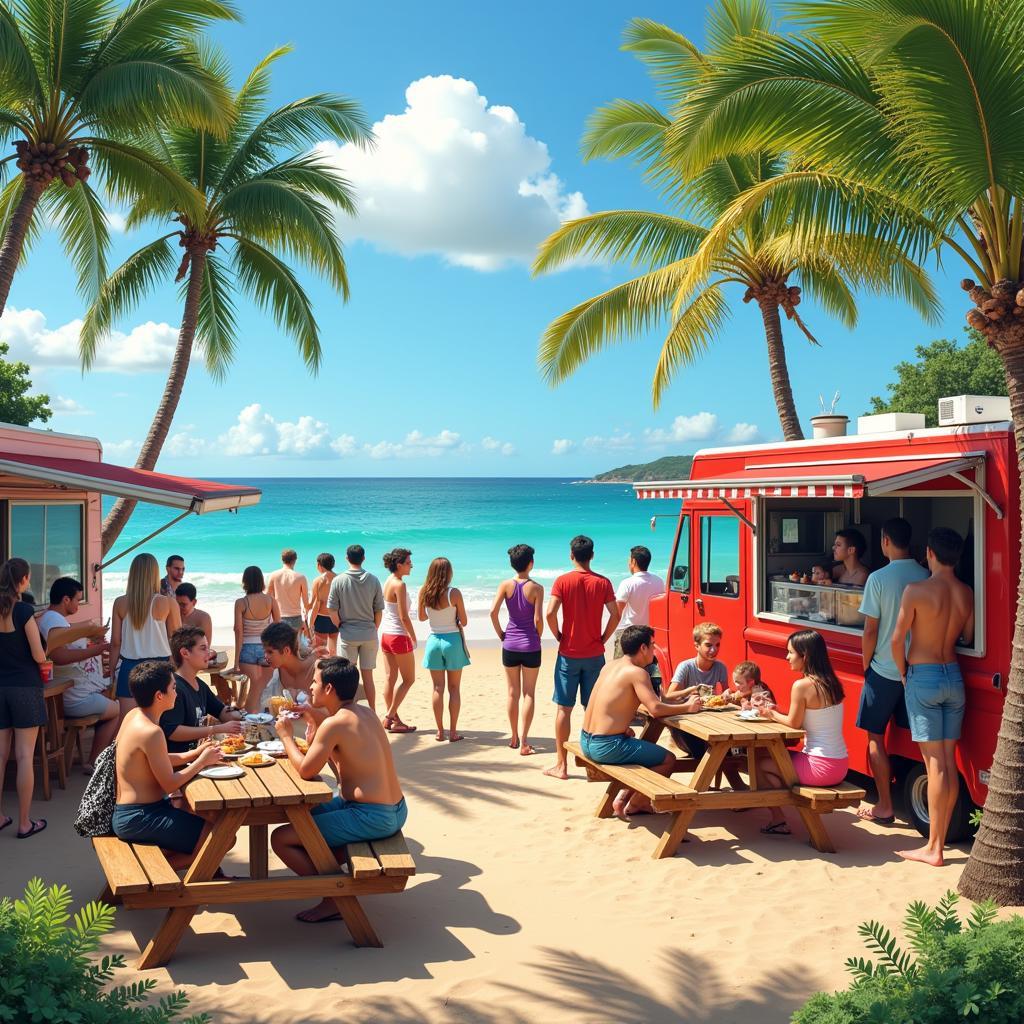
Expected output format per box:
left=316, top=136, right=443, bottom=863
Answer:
left=0, top=516, right=971, bottom=876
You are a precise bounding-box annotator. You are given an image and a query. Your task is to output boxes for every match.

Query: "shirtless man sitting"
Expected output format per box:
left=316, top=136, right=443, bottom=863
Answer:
left=113, top=661, right=223, bottom=869
left=581, top=625, right=700, bottom=819
left=261, top=621, right=318, bottom=697
left=832, top=529, right=870, bottom=587
left=271, top=657, right=407, bottom=923
left=891, top=526, right=974, bottom=867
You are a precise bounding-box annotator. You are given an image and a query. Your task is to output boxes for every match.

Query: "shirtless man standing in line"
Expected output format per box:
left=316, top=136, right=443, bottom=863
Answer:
left=271, top=657, right=407, bottom=923
left=581, top=625, right=699, bottom=818
left=112, top=661, right=223, bottom=869
left=891, top=527, right=974, bottom=866
left=268, top=549, right=309, bottom=640
left=307, top=553, right=338, bottom=655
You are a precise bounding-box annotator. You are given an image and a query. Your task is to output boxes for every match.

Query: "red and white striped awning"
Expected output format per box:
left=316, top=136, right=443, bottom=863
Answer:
left=635, top=454, right=986, bottom=502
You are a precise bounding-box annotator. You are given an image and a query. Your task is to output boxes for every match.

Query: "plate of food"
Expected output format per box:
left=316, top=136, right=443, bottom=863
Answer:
left=219, top=737, right=252, bottom=759
left=198, top=764, right=245, bottom=780
left=701, top=693, right=736, bottom=711
left=257, top=740, right=286, bottom=757
left=239, top=752, right=276, bottom=768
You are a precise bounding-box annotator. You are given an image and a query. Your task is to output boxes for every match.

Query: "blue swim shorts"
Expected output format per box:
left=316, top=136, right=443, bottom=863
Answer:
left=310, top=795, right=409, bottom=849
left=553, top=653, right=604, bottom=708
left=112, top=798, right=204, bottom=854
left=116, top=656, right=170, bottom=698
left=423, top=632, right=470, bottom=671
left=581, top=730, right=668, bottom=768
left=905, top=663, right=965, bottom=742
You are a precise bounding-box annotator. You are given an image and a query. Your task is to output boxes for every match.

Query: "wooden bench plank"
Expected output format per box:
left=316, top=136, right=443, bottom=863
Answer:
left=93, top=836, right=151, bottom=895
left=791, top=781, right=867, bottom=811
left=346, top=842, right=382, bottom=879
left=370, top=832, right=416, bottom=877
left=566, top=742, right=697, bottom=803
left=131, top=843, right=182, bottom=891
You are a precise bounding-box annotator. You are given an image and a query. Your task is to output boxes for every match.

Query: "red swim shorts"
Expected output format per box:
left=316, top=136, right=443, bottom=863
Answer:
left=381, top=633, right=414, bottom=655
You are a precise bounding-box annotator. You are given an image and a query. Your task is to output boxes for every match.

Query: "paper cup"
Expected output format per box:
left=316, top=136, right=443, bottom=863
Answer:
left=39, top=661, right=54, bottom=684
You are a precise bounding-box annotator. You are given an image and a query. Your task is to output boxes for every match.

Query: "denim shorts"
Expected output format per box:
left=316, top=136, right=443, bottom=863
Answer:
left=905, top=663, right=965, bottom=742
left=112, top=798, right=204, bottom=853
left=553, top=653, right=605, bottom=708
left=116, top=656, right=170, bottom=698
left=311, top=795, right=408, bottom=848
left=581, top=729, right=667, bottom=768
left=238, top=642, right=267, bottom=666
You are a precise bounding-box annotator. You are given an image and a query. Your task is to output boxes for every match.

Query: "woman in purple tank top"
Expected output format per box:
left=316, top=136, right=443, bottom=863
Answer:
left=489, top=544, right=544, bottom=755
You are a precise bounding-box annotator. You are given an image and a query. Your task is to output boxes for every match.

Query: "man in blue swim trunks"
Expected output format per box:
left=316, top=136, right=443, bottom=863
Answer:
left=272, top=657, right=407, bottom=923
left=581, top=625, right=700, bottom=819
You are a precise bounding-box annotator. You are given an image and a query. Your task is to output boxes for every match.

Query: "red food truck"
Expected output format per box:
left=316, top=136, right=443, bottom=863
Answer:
left=637, top=398, right=1013, bottom=840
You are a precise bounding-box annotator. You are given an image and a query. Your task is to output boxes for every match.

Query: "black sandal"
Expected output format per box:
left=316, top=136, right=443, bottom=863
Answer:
left=17, top=818, right=47, bottom=839
left=760, top=820, right=791, bottom=835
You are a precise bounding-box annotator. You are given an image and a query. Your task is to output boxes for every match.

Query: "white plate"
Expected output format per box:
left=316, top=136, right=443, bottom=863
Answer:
left=198, top=765, right=245, bottom=779
left=238, top=754, right=276, bottom=768
left=245, top=712, right=273, bottom=725
left=257, top=740, right=286, bottom=756
left=737, top=710, right=762, bottom=721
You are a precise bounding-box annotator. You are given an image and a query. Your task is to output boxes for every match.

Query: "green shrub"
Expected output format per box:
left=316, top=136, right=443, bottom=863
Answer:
left=793, top=891, right=1024, bottom=1024
left=0, top=878, right=210, bottom=1024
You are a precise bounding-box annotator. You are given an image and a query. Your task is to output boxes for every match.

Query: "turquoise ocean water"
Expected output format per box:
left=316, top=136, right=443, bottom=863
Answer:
left=103, top=478, right=682, bottom=642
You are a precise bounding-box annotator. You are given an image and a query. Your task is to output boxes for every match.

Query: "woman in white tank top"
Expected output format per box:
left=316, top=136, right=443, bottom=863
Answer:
left=755, top=629, right=848, bottom=835
left=418, top=557, right=470, bottom=742
left=380, top=548, right=418, bottom=733
left=109, top=553, right=180, bottom=716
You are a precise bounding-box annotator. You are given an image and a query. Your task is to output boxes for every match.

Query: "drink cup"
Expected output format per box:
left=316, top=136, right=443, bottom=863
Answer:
left=39, top=660, right=54, bottom=684
left=270, top=695, right=286, bottom=717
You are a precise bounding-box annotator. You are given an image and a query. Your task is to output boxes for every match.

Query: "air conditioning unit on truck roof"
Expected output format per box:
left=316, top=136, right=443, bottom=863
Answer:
left=938, top=394, right=1011, bottom=426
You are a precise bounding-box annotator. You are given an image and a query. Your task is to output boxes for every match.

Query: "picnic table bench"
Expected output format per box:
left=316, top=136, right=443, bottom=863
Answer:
left=567, top=709, right=865, bottom=859
left=92, top=758, right=414, bottom=968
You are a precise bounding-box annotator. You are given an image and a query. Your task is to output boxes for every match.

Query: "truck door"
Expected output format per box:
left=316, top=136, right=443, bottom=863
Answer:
left=665, top=513, right=693, bottom=673
left=693, top=510, right=745, bottom=670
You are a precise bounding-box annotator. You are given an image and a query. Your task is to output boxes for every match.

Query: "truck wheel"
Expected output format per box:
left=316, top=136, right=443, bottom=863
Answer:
left=901, top=763, right=978, bottom=843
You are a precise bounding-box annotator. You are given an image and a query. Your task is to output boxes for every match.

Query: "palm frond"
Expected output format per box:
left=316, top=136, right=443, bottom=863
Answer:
left=79, top=233, right=177, bottom=367
left=581, top=100, right=669, bottom=166
left=533, top=210, right=707, bottom=274
left=793, top=258, right=858, bottom=329
left=232, top=236, right=321, bottom=373
left=652, top=284, right=730, bottom=406
left=194, top=249, right=237, bottom=378
left=40, top=178, right=109, bottom=299
left=15, top=0, right=109, bottom=97
left=706, top=0, right=773, bottom=52
left=0, top=3, right=44, bottom=104
left=621, top=18, right=710, bottom=106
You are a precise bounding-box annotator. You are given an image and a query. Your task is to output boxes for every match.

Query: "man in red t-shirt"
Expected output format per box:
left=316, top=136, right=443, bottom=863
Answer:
left=544, top=535, right=620, bottom=779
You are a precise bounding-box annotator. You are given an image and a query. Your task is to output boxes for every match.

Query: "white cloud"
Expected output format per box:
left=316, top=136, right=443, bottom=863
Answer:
left=101, top=439, right=137, bottom=464
left=363, top=429, right=469, bottom=460
left=1, top=307, right=175, bottom=373
left=105, top=210, right=128, bottom=232
left=52, top=395, right=91, bottom=415
left=552, top=438, right=576, bottom=456
left=644, top=412, right=719, bottom=446
left=482, top=436, right=516, bottom=456
left=726, top=422, right=761, bottom=443
left=320, top=75, right=588, bottom=271
left=165, top=427, right=208, bottom=457
left=218, top=404, right=331, bottom=457
left=330, top=433, right=358, bottom=456
left=582, top=432, right=635, bottom=452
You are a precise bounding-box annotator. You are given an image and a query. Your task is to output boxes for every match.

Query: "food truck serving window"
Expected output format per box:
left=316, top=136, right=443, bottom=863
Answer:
left=8, top=501, right=84, bottom=599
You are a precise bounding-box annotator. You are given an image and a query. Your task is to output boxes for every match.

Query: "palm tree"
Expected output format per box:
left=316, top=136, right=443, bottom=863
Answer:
left=665, top=0, right=1024, bottom=904
left=0, top=0, right=238, bottom=315
left=532, top=5, right=936, bottom=440
left=82, top=46, right=372, bottom=553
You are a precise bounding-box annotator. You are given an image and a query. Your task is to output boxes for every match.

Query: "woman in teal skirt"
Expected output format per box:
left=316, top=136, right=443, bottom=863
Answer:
left=418, top=557, right=470, bottom=742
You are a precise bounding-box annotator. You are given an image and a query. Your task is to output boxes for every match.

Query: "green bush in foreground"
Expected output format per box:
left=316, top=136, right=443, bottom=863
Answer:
left=0, top=878, right=209, bottom=1024
left=793, top=891, right=1024, bottom=1024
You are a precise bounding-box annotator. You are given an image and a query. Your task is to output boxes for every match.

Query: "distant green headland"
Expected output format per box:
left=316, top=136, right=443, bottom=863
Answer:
left=580, top=454, right=693, bottom=484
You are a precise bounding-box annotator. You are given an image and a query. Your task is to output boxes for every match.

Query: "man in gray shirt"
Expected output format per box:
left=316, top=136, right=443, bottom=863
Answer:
left=327, top=544, right=384, bottom=711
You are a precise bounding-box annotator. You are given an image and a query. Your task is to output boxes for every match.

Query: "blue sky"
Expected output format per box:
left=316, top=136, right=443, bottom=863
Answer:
left=3, top=1, right=967, bottom=477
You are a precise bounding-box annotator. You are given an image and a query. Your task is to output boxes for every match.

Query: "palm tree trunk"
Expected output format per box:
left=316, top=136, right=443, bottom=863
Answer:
left=0, top=178, right=46, bottom=317
left=757, top=298, right=804, bottom=441
left=101, top=248, right=208, bottom=555
left=959, top=337, right=1024, bottom=905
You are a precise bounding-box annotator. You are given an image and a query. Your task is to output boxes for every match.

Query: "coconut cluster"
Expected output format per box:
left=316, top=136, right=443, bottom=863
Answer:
left=743, top=280, right=802, bottom=309
left=13, top=140, right=90, bottom=187
left=962, top=277, right=1024, bottom=336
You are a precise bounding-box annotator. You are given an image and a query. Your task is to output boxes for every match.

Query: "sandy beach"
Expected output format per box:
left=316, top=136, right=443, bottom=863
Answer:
left=3, top=646, right=993, bottom=1024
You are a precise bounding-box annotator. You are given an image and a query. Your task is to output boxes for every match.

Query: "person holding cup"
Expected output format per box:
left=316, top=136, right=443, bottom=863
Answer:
left=0, top=557, right=50, bottom=839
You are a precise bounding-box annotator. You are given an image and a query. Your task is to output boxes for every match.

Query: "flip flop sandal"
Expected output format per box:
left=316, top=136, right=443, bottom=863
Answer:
left=296, top=910, right=341, bottom=924
left=388, top=721, right=417, bottom=733
left=760, top=821, right=791, bottom=835
left=0, top=815, right=11, bottom=832
left=858, top=811, right=896, bottom=825
left=17, top=818, right=47, bottom=839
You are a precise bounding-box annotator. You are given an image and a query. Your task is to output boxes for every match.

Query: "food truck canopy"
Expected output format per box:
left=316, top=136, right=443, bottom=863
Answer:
left=0, top=451, right=261, bottom=513
left=635, top=452, right=990, bottom=503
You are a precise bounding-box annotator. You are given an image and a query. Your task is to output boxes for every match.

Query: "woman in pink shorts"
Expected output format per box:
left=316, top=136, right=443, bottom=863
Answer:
left=756, top=629, right=848, bottom=835
left=380, top=548, right=417, bottom=733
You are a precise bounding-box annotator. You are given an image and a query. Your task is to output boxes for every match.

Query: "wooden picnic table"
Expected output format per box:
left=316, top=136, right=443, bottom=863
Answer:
left=115, top=758, right=410, bottom=968
left=630, top=709, right=861, bottom=858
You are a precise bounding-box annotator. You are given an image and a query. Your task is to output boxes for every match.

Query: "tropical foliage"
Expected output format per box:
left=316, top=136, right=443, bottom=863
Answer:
left=0, top=0, right=239, bottom=316
left=0, top=877, right=209, bottom=1023
left=0, top=340, right=49, bottom=423
left=532, top=1, right=937, bottom=440
left=869, top=331, right=1005, bottom=426
left=83, top=45, right=372, bottom=552
left=665, top=0, right=1024, bottom=906
left=793, top=891, right=1023, bottom=1024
